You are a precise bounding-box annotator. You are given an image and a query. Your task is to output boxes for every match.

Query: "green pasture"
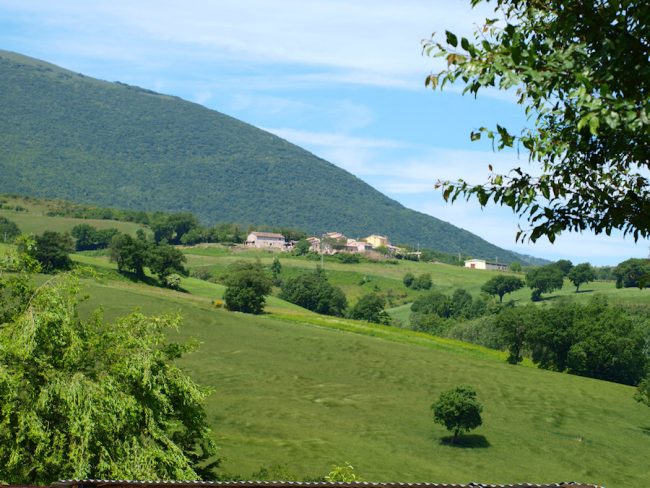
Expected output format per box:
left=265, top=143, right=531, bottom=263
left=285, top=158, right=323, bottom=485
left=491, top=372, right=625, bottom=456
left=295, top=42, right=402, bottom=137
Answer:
left=0, top=208, right=145, bottom=236
left=3, top=231, right=649, bottom=487
left=69, top=276, right=650, bottom=488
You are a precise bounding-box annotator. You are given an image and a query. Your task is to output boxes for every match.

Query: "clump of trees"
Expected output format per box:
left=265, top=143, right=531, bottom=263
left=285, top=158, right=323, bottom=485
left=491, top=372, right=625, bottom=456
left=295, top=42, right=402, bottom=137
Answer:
left=223, top=260, right=273, bottom=314
left=495, top=297, right=648, bottom=386
left=71, top=224, right=120, bottom=251
left=280, top=268, right=347, bottom=316
left=613, top=258, right=650, bottom=288
left=431, top=385, right=483, bottom=442
left=109, top=231, right=187, bottom=288
left=403, top=272, right=432, bottom=290
left=20, top=231, right=75, bottom=273
left=410, top=288, right=488, bottom=334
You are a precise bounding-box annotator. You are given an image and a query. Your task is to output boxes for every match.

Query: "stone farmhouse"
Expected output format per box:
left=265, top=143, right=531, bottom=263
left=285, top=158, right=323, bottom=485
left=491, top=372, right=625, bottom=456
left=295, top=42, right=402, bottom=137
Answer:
left=245, top=231, right=287, bottom=250
left=464, top=258, right=508, bottom=271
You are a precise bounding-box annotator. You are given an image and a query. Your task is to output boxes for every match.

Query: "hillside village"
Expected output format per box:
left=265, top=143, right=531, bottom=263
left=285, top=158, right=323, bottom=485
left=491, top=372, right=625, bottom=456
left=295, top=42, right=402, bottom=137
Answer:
left=246, top=230, right=403, bottom=255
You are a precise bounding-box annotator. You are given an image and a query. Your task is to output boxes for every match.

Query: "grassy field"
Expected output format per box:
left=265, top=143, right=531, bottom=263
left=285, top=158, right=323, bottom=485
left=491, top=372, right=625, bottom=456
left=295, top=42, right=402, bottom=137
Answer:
left=3, top=216, right=650, bottom=486
left=69, top=275, right=650, bottom=487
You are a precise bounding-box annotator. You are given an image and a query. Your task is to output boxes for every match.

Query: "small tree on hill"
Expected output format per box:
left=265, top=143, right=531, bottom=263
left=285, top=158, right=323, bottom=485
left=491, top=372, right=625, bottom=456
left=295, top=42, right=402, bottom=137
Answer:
left=567, top=263, right=596, bottom=292
left=481, top=275, right=524, bottom=303
left=279, top=268, right=347, bottom=316
left=431, top=385, right=483, bottom=442
left=223, top=261, right=272, bottom=314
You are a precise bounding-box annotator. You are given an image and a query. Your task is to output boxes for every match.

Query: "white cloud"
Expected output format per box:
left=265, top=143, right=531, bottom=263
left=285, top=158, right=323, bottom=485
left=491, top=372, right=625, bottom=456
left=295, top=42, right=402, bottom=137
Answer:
left=0, top=0, right=499, bottom=88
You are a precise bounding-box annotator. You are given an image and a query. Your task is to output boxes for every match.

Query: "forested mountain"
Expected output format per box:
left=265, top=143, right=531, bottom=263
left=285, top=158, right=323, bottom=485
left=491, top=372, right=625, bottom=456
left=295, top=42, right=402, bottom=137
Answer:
left=0, top=50, right=539, bottom=263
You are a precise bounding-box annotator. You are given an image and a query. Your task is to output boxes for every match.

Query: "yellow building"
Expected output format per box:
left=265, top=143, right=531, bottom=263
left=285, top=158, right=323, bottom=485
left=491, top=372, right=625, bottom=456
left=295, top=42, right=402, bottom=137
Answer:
left=364, top=234, right=389, bottom=248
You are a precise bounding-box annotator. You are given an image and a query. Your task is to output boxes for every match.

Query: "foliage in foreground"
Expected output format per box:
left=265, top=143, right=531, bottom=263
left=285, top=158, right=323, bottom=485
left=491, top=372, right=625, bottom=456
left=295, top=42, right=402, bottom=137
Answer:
left=426, top=0, right=650, bottom=243
left=0, top=274, right=218, bottom=484
left=431, top=385, right=483, bottom=441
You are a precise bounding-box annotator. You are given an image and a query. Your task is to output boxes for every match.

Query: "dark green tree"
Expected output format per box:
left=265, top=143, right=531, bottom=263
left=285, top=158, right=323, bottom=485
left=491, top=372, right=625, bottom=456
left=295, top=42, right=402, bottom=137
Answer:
left=425, top=0, right=650, bottom=243
left=0, top=216, right=20, bottom=243
left=526, top=265, right=564, bottom=301
left=279, top=269, right=347, bottom=317
left=494, top=305, right=537, bottom=364
left=508, top=262, right=522, bottom=273
left=26, top=231, right=74, bottom=273
left=412, top=273, right=432, bottom=290
left=481, top=275, right=524, bottom=303
left=223, top=261, right=273, bottom=314
left=348, top=293, right=390, bottom=324
left=613, top=258, right=650, bottom=288
left=554, top=259, right=574, bottom=277
left=431, top=385, right=483, bottom=442
left=71, top=224, right=119, bottom=251
left=567, top=263, right=596, bottom=292
left=0, top=274, right=218, bottom=484
left=148, top=243, right=187, bottom=287
left=109, top=233, right=150, bottom=278
left=402, top=272, right=415, bottom=288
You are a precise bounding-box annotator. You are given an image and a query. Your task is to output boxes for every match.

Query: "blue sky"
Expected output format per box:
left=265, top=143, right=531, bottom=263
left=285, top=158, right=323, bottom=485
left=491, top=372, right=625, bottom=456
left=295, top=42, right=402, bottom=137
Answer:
left=1, top=0, right=647, bottom=265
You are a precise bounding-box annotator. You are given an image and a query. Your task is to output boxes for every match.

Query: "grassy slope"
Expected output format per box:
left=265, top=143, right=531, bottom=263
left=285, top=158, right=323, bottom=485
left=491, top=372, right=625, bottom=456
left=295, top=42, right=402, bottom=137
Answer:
left=71, top=274, right=649, bottom=487
left=2, top=219, right=648, bottom=486
left=0, top=196, right=145, bottom=236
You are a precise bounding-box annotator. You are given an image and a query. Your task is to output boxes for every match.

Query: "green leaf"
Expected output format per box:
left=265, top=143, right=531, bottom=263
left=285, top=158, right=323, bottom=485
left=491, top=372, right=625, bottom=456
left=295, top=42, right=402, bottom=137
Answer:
left=445, top=31, right=458, bottom=47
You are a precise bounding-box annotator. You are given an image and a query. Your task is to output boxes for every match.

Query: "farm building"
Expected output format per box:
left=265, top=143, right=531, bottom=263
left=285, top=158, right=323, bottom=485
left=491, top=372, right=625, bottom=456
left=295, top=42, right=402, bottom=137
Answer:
left=246, top=231, right=286, bottom=250
left=464, top=259, right=508, bottom=271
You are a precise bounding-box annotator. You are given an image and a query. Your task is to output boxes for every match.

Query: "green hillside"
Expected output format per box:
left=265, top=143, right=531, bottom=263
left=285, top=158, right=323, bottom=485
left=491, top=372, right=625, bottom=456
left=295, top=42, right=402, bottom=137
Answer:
left=0, top=49, right=537, bottom=264
left=45, top=257, right=650, bottom=487
left=1, top=211, right=649, bottom=487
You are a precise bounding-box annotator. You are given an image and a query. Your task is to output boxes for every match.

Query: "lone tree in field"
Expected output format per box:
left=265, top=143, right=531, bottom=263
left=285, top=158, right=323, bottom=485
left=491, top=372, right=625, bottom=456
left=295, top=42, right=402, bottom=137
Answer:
left=636, top=377, right=650, bottom=408
left=425, top=0, right=650, bottom=243
left=481, top=274, right=524, bottom=303
left=567, top=262, right=596, bottom=292
left=432, top=385, right=483, bottom=442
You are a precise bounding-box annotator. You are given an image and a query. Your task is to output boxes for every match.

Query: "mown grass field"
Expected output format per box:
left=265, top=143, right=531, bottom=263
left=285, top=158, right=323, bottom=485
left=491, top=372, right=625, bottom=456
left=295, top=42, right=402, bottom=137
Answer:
left=3, top=213, right=650, bottom=486
left=70, top=275, right=650, bottom=487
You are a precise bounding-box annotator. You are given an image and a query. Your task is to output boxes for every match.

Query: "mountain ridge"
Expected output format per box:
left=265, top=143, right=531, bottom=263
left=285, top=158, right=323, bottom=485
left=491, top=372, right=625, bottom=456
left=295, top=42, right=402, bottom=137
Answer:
left=0, top=49, right=543, bottom=264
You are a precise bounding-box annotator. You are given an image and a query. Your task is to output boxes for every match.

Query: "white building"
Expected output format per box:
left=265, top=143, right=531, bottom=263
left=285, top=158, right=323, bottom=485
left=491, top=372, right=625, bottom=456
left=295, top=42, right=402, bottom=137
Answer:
left=246, top=231, right=286, bottom=250
left=464, top=259, right=508, bottom=271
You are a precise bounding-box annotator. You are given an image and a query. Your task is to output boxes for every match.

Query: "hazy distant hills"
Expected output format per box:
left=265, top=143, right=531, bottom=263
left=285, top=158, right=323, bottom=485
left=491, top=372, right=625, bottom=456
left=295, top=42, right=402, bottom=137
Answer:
left=0, top=50, right=540, bottom=264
